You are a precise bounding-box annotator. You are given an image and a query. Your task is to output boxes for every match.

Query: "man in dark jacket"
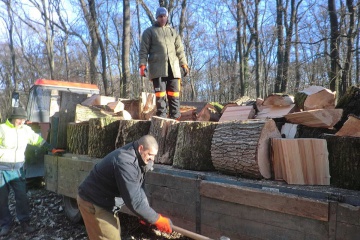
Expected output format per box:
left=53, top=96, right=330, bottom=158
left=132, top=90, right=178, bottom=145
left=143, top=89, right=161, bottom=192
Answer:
left=77, top=135, right=172, bottom=240
left=139, top=7, right=189, bottom=120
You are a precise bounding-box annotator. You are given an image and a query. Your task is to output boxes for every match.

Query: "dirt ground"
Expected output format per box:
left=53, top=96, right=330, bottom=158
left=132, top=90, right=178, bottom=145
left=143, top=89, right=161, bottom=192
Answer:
left=0, top=179, right=191, bottom=240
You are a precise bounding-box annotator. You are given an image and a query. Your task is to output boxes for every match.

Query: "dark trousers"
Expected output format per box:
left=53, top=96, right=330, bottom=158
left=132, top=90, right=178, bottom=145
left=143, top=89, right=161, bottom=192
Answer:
left=152, top=77, right=181, bottom=119
left=0, top=169, right=30, bottom=228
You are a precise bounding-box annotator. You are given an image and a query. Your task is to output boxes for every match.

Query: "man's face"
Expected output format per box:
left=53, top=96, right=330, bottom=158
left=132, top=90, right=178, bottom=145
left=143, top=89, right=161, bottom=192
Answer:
left=157, top=14, right=168, bottom=27
left=12, top=118, right=26, bottom=128
left=138, top=145, right=158, bottom=164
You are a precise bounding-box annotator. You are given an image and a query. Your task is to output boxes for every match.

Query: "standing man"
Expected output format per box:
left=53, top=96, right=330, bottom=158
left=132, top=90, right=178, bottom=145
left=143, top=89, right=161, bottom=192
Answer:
left=77, top=135, right=172, bottom=240
left=0, top=107, right=62, bottom=236
left=139, top=7, right=189, bottom=120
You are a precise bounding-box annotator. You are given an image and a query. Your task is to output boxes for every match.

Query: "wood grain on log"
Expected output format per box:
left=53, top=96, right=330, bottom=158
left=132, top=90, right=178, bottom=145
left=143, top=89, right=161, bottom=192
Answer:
left=262, top=94, right=294, bottom=106
left=211, top=119, right=281, bottom=179
left=219, top=105, right=255, bottom=122
left=256, top=104, right=296, bottom=120
left=67, top=122, right=89, bottom=155
left=115, top=120, right=151, bottom=148
left=271, top=138, right=330, bottom=185
left=173, top=121, right=218, bottom=171
left=334, top=86, right=360, bottom=129
left=88, top=117, right=121, bottom=158
left=335, top=115, right=360, bottom=137
left=294, top=86, right=335, bottom=111
left=285, top=109, right=343, bottom=128
left=149, top=116, right=180, bottom=165
left=75, top=104, right=112, bottom=123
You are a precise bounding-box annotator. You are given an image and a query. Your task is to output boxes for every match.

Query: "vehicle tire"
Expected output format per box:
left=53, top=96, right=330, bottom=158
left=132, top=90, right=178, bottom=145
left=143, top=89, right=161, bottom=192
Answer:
left=63, top=196, right=82, bottom=223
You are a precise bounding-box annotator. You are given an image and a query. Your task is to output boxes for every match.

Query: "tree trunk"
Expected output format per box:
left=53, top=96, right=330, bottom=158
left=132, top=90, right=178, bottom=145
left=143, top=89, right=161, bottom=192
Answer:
left=334, top=86, right=360, bottom=129
left=88, top=117, right=121, bottom=158
left=121, top=0, right=131, bottom=98
left=211, top=119, right=281, bottom=179
left=67, top=122, right=89, bottom=155
left=173, top=121, right=218, bottom=171
left=115, top=120, right=151, bottom=148
left=149, top=116, right=180, bottom=165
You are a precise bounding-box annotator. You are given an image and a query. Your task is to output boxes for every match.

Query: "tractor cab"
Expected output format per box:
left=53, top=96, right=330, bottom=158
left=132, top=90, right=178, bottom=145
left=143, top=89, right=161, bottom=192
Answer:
left=23, top=79, right=99, bottom=178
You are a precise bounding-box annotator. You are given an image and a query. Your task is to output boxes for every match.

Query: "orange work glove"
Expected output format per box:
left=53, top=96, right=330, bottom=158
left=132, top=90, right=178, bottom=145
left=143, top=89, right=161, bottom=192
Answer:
left=51, top=149, right=65, bottom=155
left=181, top=64, right=189, bottom=77
left=139, top=65, right=147, bottom=77
left=154, top=214, right=173, bottom=233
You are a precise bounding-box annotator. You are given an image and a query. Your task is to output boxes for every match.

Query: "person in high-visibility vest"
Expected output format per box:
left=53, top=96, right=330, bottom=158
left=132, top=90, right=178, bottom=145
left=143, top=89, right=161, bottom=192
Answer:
left=0, top=107, right=63, bottom=236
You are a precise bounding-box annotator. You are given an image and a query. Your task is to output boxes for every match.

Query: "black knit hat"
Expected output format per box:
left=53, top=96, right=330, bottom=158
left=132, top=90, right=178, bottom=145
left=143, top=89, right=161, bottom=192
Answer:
left=10, top=107, right=27, bottom=119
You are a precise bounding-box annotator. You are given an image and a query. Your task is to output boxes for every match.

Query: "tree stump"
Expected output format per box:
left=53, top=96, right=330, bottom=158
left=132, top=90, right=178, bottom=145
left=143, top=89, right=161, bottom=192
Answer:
left=211, top=119, right=281, bottom=179
left=173, top=121, right=218, bottom=171
left=67, top=122, right=89, bottom=154
left=149, top=116, right=180, bottom=165
left=88, top=117, right=121, bottom=158
left=322, top=134, right=360, bottom=190
left=115, top=120, right=151, bottom=148
left=334, top=86, right=360, bottom=129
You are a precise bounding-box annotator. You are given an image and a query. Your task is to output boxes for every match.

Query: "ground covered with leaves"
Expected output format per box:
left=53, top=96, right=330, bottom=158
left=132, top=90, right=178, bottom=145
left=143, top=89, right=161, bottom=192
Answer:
left=0, top=179, right=190, bottom=240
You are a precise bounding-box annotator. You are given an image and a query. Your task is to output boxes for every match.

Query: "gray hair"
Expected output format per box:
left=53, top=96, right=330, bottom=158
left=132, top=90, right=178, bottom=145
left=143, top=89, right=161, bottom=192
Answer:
left=138, top=135, right=158, bottom=150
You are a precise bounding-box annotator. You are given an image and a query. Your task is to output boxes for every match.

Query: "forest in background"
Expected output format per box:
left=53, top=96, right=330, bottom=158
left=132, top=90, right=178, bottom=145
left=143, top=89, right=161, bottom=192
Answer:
left=0, top=0, right=359, bottom=119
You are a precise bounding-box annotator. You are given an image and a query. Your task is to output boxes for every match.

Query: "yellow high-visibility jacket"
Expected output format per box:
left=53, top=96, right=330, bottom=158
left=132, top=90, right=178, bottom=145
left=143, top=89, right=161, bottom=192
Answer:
left=0, top=119, right=44, bottom=170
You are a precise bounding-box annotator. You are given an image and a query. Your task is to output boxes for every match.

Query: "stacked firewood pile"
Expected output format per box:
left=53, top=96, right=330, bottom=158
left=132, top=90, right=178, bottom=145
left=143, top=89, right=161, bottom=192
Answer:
left=58, top=86, right=360, bottom=191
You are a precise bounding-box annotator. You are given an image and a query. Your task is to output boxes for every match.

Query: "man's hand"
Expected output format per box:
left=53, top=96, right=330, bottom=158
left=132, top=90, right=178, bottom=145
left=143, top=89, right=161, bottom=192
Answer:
left=154, top=214, right=173, bottom=233
left=139, top=65, right=147, bottom=77
left=51, top=149, right=65, bottom=156
left=181, top=64, right=189, bottom=77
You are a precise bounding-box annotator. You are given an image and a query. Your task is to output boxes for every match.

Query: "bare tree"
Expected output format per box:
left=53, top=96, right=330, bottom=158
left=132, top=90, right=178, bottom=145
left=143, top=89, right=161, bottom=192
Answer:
left=121, top=0, right=130, bottom=98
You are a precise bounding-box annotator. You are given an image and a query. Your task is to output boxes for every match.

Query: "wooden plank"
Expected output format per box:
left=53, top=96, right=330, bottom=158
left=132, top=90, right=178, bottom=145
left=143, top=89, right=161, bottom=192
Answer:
left=145, top=184, right=197, bottom=206
left=336, top=222, right=360, bottom=240
left=44, top=155, right=58, bottom=192
left=201, top=196, right=328, bottom=238
left=145, top=171, right=198, bottom=193
left=200, top=181, right=329, bottom=221
left=336, top=203, right=360, bottom=225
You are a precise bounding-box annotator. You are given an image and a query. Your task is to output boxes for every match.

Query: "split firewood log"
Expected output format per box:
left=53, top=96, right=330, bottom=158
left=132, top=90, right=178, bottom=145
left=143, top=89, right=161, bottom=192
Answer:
left=121, top=99, right=141, bottom=120
left=294, top=86, right=335, bottom=111
left=81, top=94, right=117, bottom=106
left=284, top=109, right=343, bottom=128
left=211, top=119, right=281, bottom=179
left=335, top=114, right=360, bottom=137
left=262, top=93, right=294, bottom=106
left=140, top=92, right=156, bottom=120
left=75, top=104, right=113, bottom=123
left=173, top=121, right=218, bottom=171
left=107, top=101, right=124, bottom=113
left=219, top=105, right=255, bottom=122
left=256, top=104, right=296, bottom=120
left=271, top=138, right=330, bottom=185
left=196, top=103, right=221, bottom=122
left=67, top=122, right=89, bottom=155
left=334, top=86, right=360, bottom=129
left=115, top=120, right=151, bottom=148
left=149, top=116, right=180, bottom=165
left=88, top=117, right=121, bottom=158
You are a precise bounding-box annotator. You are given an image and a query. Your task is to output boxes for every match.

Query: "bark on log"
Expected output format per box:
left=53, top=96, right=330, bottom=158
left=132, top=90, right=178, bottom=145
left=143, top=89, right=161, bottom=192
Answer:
left=88, top=117, right=121, bottom=158
left=294, top=86, right=335, bottom=111
left=211, top=119, right=281, bottom=179
left=115, top=120, right=151, bottom=148
left=334, top=86, right=360, bottom=129
left=67, top=122, right=89, bottom=155
left=322, top=134, right=360, bottom=190
left=173, top=121, right=218, bottom=171
left=149, top=116, right=180, bottom=165
left=75, top=104, right=112, bottom=123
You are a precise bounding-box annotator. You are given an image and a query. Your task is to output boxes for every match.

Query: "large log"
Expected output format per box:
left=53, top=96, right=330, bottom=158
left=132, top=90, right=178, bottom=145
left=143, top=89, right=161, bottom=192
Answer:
left=211, top=119, right=281, bottom=179
left=322, top=134, right=360, bottom=190
left=149, top=116, right=180, bottom=165
left=334, top=86, right=360, bottom=129
left=173, top=121, right=218, bottom=171
left=115, top=120, right=151, bottom=148
left=294, top=86, right=335, bottom=111
left=271, top=138, right=330, bottom=185
left=219, top=105, right=255, bottom=122
left=88, top=117, right=121, bottom=158
left=67, top=122, right=89, bottom=155
left=281, top=123, right=337, bottom=139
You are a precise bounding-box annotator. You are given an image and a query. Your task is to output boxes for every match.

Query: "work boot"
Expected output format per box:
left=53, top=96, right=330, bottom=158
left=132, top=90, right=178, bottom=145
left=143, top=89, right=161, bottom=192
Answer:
left=0, top=225, right=11, bottom=236
left=20, top=221, right=36, bottom=234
